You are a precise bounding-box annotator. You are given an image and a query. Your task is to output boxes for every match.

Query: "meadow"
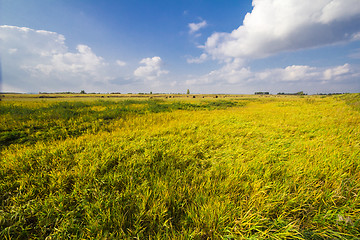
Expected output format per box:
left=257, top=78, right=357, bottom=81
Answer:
left=0, top=94, right=359, bottom=239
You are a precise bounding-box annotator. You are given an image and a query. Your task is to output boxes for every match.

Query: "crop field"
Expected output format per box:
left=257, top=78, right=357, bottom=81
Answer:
left=1, top=94, right=360, bottom=239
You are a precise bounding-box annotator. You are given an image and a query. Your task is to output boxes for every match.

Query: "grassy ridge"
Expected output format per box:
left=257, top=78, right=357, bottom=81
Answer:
left=1, top=95, right=360, bottom=239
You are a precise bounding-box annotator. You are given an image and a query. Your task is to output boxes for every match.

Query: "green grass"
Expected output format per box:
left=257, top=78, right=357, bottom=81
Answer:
left=0, top=99, right=247, bottom=148
left=1, top=94, right=359, bottom=239
left=341, top=93, right=360, bottom=112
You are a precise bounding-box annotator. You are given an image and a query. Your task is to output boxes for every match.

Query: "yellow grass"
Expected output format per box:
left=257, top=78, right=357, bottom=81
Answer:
left=1, top=94, right=359, bottom=239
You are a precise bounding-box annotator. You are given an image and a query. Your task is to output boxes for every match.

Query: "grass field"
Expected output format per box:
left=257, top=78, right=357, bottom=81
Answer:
left=1, top=94, right=359, bottom=239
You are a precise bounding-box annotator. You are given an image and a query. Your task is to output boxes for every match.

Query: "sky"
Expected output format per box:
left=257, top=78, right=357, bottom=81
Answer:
left=1, top=0, right=360, bottom=94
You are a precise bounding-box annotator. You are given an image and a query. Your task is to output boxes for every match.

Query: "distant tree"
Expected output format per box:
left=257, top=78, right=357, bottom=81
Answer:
left=187, top=89, right=190, bottom=94
left=80, top=90, right=86, bottom=94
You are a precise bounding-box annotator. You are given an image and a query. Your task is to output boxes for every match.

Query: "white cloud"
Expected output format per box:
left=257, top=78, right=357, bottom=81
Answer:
left=189, top=20, right=207, bottom=34
left=116, top=60, right=127, bottom=66
left=255, top=63, right=359, bottom=90
left=352, top=32, right=360, bottom=41
left=186, top=60, right=359, bottom=93
left=204, top=0, right=360, bottom=60
left=25, top=44, right=106, bottom=77
left=186, top=59, right=250, bottom=85
left=0, top=25, right=67, bottom=56
left=0, top=25, right=129, bottom=92
left=134, top=56, right=169, bottom=81
left=323, top=63, right=351, bottom=81
left=319, top=0, right=360, bottom=23
left=257, top=65, right=320, bottom=82
left=187, top=53, right=208, bottom=64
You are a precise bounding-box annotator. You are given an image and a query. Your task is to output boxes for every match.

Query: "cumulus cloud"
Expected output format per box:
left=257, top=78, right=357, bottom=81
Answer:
left=187, top=53, right=208, bottom=64
left=204, top=0, right=360, bottom=60
left=189, top=20, right=207, bottom=34
left=322, top=63, right=351, bottom=81
left=24, top=44, right=106, bottom=77
left=186, top=59, right=250, bottom=85
left=0, top=25, right=67, bottom=56
left=186, top=60, right=360, bottom=93
left=0, top=25, right=128, bottom=92
left=134, top=56, right=169, bottom=81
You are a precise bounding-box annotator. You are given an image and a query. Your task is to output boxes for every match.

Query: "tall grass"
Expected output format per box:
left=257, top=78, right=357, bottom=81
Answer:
left=0, top=99, right=247, bottom=148
left=1, top=95, right=359, bottom=239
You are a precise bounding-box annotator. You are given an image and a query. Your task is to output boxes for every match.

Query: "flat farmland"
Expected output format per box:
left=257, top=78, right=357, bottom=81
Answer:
left=1, top=94, right=359, bottom=239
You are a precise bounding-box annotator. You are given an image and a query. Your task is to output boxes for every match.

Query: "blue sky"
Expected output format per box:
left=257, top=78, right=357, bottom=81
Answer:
left=1, top=0, right=360, bottom=94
